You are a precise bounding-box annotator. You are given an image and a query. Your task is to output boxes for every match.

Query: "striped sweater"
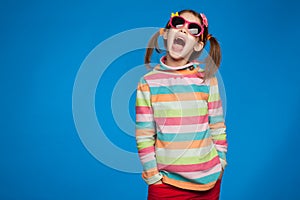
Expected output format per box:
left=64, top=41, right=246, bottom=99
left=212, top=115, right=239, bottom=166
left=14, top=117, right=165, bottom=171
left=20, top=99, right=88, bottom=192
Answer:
left=135, top=57, right=228, bottom=191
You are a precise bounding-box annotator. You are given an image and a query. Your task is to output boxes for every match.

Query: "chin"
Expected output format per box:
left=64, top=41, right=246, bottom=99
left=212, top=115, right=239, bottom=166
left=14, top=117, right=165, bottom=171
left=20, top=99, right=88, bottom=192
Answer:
left=168, top=49, right=192, bottom=61
left=168, top=52, right=183, bottom=60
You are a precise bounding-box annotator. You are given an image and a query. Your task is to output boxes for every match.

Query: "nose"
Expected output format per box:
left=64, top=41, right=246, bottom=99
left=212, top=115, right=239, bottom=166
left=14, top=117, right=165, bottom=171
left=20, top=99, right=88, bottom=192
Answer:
left=179, top=23, right=189, bottom=34
left=180, top=28, right=188, bottom=34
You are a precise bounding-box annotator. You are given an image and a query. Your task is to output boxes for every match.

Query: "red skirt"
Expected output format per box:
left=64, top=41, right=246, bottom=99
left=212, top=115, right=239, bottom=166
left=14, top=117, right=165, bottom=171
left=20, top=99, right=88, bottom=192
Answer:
left=147, top=179, right=221, bottom=200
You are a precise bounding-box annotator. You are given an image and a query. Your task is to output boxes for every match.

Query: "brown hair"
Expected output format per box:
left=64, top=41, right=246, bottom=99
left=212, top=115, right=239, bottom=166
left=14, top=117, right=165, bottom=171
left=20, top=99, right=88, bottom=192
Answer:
left=144, top=9, right=222, bottom=80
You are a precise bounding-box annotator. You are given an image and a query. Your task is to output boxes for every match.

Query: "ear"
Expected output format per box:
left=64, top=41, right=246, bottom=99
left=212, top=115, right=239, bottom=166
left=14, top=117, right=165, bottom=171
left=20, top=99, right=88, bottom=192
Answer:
left=194, top=41, right=204, bottom=52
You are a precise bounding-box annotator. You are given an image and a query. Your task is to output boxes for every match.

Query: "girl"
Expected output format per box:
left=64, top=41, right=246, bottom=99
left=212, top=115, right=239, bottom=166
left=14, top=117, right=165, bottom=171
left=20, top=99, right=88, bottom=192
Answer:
left=136, top=9, right=227, bottom=200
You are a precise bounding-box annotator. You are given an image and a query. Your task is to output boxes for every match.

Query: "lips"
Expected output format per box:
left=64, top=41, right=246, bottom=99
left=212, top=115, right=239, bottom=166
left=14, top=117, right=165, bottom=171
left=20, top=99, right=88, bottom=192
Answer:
left=172, top=36, right=186, bottom=52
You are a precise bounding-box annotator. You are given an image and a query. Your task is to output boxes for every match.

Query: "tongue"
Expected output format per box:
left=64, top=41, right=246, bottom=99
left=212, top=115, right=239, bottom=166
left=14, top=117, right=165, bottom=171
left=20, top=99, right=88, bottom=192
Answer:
left=172, top=43, right=184, bottom=52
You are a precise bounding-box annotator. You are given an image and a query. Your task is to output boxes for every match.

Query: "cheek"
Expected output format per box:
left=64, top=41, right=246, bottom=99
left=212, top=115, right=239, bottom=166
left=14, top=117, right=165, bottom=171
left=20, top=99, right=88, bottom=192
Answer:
left=168, top=29, right=177, bottom=35
left=167, top=29, right=179, bottom=40
left=185, top=36, right=198, bottom=47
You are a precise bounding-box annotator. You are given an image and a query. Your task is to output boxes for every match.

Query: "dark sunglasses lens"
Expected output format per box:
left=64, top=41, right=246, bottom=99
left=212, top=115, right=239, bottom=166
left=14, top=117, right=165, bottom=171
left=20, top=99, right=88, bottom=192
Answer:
left=171, top=16, right=185, bottom=28
left=188, top=23, right=202, bottom=35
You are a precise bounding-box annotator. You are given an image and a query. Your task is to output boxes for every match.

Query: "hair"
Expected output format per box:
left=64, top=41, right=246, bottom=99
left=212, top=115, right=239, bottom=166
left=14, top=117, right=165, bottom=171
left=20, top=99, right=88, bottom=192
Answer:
left=144, top=9, right=222, bottom=80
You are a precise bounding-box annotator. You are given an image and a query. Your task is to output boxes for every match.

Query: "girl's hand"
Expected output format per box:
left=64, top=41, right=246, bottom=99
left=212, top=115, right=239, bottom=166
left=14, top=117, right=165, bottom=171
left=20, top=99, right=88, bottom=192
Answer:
left=218, top=170, right=224, bottom=180
left=153, top=180, right=163, bottom=185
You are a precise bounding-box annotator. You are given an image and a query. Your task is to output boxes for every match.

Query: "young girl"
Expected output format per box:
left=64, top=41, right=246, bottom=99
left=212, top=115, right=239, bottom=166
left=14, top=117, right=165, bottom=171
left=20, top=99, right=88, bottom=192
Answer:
left=136, top=9, right=227, bottom=200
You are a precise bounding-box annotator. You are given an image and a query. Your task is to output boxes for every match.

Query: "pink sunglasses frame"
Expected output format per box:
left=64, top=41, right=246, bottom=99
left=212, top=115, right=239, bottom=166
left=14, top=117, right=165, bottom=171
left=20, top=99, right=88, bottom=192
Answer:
left=169, top=16, right=205, bottom=37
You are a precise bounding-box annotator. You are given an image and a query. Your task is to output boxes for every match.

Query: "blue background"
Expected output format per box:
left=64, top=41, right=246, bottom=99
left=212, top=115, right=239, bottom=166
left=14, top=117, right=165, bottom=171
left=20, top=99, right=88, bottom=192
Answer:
left=1, top=0, right=300, bottom=199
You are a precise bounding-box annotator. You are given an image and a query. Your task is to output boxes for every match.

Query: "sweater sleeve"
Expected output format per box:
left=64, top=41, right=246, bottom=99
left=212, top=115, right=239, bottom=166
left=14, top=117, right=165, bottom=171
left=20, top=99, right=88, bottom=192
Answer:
left=208, top=77, right=228, bottom=169
left=135, top=78, right=162, bottom=184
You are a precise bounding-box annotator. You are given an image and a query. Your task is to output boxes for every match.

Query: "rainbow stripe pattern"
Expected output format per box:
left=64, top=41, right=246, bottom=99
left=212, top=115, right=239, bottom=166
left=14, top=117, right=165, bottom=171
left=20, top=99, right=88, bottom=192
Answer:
left=136, top=59, right=227, bottom=191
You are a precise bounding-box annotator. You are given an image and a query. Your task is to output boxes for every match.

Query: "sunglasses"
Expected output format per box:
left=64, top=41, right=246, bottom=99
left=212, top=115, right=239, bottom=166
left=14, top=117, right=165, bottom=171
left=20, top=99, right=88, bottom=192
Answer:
left=169, top=16, right=204, bottom=37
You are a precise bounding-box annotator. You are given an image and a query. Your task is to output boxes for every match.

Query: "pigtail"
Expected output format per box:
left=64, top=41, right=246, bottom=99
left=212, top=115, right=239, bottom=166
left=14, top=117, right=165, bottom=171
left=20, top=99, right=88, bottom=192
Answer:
left=144, top=30, right=162, bottom=69
left=204, top=35, right=222, bottom=80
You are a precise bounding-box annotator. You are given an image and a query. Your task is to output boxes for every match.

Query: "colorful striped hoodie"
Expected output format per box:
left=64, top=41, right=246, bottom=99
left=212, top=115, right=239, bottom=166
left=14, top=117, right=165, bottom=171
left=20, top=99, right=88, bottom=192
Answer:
left=135, top=57, right=228, bottom=191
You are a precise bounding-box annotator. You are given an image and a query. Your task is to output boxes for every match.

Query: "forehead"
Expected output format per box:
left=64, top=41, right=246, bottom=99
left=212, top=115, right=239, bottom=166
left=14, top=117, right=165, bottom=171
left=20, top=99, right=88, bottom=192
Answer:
left=180, top=12, right=201, bottom=24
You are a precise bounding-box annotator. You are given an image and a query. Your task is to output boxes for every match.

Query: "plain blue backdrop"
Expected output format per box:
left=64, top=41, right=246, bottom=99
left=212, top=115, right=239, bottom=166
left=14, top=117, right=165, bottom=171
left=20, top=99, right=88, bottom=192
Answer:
left=1, top=0, right=300, bottom=199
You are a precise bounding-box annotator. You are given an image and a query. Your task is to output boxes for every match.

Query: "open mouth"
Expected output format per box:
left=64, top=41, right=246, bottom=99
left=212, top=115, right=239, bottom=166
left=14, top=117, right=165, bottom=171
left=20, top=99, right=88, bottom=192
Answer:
left=172, top=36, right=186, bottom=52
left=174, top=37, right=186, bottom=46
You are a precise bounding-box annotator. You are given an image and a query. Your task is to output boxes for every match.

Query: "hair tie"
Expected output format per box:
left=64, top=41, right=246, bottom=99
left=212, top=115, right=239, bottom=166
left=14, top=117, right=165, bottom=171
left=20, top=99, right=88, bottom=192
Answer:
left=159, top=28, right=165, bottom=36
left=207, top=34, right=212, bottom=40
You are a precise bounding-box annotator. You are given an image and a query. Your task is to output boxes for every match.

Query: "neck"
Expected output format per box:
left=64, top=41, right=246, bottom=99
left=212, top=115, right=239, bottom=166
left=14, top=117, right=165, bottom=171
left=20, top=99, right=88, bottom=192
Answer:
left=165, top=54, right=190, bottom=67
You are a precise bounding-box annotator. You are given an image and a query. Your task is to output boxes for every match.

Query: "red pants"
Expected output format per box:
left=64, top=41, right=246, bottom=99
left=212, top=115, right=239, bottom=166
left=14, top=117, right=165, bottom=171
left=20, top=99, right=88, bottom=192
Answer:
left=147, top=180, right=221, bottom=200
